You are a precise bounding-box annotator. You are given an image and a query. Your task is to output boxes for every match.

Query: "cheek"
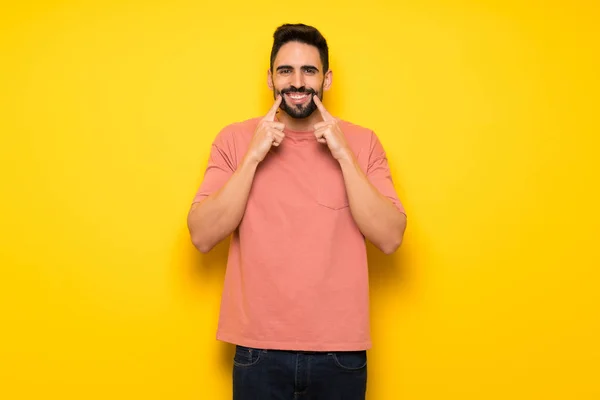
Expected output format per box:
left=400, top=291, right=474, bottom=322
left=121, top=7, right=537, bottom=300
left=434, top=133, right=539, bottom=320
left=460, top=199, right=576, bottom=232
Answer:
left=273, top=83, right=285, bottom=94
left=308, top=77, right=324, bottom=91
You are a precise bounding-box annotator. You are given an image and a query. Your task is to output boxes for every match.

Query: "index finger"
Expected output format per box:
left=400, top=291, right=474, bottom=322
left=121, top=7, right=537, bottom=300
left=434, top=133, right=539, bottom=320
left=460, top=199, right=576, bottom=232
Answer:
left=313, top=95, right=333, bottom=122
left=263, top=95, right=282, bottom=121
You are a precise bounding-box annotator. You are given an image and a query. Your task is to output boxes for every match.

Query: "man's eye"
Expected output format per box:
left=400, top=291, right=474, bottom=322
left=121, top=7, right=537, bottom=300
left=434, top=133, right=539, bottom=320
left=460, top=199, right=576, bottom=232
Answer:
left=305, top=69, right=316, bottom=75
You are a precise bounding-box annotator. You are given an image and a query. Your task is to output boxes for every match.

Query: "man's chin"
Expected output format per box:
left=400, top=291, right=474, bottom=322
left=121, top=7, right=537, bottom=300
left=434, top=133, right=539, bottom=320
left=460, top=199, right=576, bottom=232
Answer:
left=282, top=103, right=317, bottom=119
left=288, top=111, right=315, bottom=119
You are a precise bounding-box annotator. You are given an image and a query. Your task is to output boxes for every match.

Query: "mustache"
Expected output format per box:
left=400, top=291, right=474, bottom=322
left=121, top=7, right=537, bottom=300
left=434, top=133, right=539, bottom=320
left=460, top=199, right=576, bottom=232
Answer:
left=280, top=87, right=317, bottom=95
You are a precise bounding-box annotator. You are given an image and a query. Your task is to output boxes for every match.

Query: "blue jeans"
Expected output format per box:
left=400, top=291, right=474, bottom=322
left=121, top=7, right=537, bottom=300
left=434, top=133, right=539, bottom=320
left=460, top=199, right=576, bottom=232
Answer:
left=232, top=345, right=367, bottom=399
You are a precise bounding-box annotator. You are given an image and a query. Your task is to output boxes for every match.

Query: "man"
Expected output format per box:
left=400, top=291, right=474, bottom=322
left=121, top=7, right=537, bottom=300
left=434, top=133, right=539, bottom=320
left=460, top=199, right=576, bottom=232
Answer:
left=187, top=23, right=407, bottom=400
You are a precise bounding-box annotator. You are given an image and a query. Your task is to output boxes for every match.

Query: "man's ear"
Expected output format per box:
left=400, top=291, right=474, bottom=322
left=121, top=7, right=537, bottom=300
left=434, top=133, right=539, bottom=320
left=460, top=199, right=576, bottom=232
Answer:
left=267, top=69, right=274, bottom=91
left=323, top=69, right=333, bottom=91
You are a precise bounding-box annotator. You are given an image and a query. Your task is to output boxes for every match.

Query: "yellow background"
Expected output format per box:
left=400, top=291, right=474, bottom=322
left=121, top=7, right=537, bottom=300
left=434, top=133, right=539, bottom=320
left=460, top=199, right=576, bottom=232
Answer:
left=1, top=1, right=599, bottom=399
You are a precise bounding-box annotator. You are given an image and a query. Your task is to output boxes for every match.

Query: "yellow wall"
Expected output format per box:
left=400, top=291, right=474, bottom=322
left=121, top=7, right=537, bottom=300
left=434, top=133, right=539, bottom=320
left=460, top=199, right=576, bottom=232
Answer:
left=1, top=1, right=598, bottom=399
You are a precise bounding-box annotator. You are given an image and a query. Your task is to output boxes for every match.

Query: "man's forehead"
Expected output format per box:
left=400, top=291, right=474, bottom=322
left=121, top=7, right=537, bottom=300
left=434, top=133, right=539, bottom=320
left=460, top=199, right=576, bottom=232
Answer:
left=274, top=42, right=322, bottom=68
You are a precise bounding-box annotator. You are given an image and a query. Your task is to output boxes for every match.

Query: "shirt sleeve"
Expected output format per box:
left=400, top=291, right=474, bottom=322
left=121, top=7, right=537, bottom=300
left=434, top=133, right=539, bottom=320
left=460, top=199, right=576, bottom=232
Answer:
left=191, top=126, right=238, bottom=204
left=366, top=131, right=406, bottom=215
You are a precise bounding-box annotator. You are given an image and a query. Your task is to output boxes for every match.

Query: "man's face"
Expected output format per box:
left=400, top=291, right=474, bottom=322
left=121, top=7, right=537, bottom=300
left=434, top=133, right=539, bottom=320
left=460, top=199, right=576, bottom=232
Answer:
left=269, top=41, right=332, bottom=119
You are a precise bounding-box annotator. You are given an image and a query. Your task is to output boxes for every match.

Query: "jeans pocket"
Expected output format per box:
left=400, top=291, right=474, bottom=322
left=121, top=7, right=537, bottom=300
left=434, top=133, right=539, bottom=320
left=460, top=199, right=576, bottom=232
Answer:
left=331, top=350, right=367, bottom=370
left=233, top=345, right=265, bottom=368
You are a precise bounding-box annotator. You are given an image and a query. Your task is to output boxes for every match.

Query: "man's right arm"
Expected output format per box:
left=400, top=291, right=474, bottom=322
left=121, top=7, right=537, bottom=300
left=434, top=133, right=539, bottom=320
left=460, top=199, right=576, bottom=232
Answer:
left=187, top=96, right=284, bottom=253
left=187, top=156, right=259, bottom=253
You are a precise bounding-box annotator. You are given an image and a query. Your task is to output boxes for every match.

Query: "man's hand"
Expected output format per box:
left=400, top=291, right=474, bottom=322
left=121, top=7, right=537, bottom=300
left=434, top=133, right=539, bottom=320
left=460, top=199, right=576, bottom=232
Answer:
left=245, top=95, right=285, bottom=164
left=313, top=95, right=351, bottom=161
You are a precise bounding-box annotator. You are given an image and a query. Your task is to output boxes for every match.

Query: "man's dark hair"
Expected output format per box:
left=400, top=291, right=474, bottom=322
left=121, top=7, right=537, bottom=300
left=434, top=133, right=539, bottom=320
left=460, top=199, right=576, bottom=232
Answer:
left=270, top=23, right=329, bottom=73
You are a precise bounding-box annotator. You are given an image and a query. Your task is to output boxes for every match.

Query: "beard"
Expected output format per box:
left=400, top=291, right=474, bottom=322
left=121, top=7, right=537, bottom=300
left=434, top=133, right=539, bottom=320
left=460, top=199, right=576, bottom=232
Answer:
left=275, top=84, right=323, bottom=119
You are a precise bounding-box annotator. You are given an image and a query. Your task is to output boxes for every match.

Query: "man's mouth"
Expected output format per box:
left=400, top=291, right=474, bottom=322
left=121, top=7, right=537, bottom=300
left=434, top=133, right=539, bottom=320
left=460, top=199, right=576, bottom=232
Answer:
left=283, top=92, right=312, bottom=105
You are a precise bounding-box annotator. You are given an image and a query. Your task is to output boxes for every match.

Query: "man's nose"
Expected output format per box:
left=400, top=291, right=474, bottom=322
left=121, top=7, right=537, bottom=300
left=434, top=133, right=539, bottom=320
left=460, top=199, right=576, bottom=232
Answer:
left=291, top=71, right=304, bottom=88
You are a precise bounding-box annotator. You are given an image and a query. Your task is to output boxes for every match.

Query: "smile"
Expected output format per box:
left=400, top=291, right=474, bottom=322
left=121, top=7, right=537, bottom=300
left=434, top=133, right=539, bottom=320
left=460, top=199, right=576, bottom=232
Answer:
left=284, top=93, right=311, bottom=104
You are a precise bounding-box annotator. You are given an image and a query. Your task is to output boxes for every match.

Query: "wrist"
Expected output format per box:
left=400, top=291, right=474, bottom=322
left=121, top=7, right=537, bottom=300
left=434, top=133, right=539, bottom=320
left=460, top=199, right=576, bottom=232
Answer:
left=240, top=154, right=260, bottom=170
left=335, top=148, right=355, bottom=164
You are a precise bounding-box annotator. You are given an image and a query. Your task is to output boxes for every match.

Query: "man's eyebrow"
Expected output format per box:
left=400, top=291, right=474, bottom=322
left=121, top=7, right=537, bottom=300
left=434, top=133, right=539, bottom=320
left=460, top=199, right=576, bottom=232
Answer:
left=275, top=65, right=320, bottom=72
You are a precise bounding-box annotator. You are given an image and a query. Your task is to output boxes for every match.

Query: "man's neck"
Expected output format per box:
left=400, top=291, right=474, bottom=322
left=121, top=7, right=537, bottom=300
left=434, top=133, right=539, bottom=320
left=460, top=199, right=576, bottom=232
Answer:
left=276, top=110, right=323, bottom=132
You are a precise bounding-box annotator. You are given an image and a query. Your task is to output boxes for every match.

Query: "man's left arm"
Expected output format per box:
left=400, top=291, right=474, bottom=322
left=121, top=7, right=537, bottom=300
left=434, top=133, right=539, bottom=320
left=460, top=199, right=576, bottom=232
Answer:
left=337, top=137, right=407, bottom=254
left=312, top=96, right=407, bottom=254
